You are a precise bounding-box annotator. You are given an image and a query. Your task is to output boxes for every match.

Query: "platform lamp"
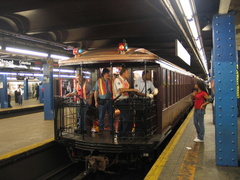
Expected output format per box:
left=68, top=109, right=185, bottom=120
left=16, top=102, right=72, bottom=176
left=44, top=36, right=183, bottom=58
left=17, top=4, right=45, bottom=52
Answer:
left=202, top=21, right=212, bottom=31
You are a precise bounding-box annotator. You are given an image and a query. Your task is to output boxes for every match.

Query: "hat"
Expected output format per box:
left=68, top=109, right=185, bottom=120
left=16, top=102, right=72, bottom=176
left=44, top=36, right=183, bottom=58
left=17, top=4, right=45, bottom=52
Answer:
left=102, top=68, right=110, bottom=75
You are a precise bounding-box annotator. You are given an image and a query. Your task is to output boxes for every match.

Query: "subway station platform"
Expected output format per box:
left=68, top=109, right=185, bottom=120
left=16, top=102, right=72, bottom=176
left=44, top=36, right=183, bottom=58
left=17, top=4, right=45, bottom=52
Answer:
left=0, top=99, right=52, bottom=159
left=145, top=105, right=240, bottom=180
left=0, top=98, right=43, bottom=114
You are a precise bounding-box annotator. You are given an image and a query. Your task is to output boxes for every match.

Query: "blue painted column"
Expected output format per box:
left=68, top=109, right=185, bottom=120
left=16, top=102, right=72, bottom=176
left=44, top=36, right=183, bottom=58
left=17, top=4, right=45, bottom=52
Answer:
left=39, top=76, right=44, bottom=103
left=0, top=75, right=8, bottom=108
left=237, top=51, right=240, bottom=117
left=24, top=78, right=28, bottom=100
left=213, top=13, right=238, bottom=166
left=43, top=61, right=54, bottom=120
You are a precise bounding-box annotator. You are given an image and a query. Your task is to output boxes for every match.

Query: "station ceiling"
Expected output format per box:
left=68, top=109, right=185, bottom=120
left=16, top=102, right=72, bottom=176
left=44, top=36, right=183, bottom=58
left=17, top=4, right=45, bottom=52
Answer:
left=0, top=0, right=239, bottom=78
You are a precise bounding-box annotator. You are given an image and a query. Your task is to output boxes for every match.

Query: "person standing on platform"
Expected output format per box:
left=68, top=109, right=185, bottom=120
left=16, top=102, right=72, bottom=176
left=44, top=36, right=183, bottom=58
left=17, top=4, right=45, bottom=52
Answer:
left=17, top=85, right=23, bottom=105
left=191, top=80, right=209, bottom=142
left=93, top=68, right=113, bottom=133
left=35, top=83, right=39, bottom=100
left=113, top=68, right=139, bottom=137
left=66, top=74, right=93, bottom=133
left=7, top=85, right=12, bottom=108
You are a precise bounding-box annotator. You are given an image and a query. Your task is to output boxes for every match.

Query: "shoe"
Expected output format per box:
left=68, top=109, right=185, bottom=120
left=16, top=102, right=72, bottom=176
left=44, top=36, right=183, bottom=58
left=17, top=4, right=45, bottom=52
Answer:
left=194, top=138, right=204, bottom=142
left=74, top=129, right=81, bottom=133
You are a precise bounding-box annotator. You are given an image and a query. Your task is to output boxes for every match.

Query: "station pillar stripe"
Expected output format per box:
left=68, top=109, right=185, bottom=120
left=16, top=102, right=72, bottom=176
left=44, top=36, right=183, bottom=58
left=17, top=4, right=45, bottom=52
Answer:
left=144, top=109, right=194, bottom=180
left=0, top=74, right=8, bottom=108
left=213, top=13, right=238, bottom=166
left=43, top=63, right=54, bottom=120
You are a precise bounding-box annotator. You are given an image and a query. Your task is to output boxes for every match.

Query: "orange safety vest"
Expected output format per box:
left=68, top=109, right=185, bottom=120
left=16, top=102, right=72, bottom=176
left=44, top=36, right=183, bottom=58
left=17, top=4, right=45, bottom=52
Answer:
left=76, top=82, right=88, bottom=100
left=118, top=77, right=129, bottom=96
left=98, top=78, right=112, bottom=95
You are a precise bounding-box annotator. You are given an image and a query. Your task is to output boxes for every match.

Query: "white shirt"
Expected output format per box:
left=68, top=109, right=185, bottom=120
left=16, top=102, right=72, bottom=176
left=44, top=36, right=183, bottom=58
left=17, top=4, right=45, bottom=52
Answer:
left=113, top=75, right=129, bottom=100
left=134, top=78, right=155, bottom=95
left=18, top=88, right=23, bottom=95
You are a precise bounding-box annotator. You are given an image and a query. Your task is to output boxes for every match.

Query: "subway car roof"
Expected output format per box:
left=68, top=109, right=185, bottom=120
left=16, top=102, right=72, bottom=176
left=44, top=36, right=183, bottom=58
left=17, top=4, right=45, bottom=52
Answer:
left=59, top=48, right=158, bottom=65
left=58, top=48, right=194, bottom=76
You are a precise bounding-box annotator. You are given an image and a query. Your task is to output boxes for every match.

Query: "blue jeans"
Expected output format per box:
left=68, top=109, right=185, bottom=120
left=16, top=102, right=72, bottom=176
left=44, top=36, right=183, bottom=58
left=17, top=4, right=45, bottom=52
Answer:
left=77, top=103, right=89, bottom=131
left=98, top=100, right=113, bottom=131
left=18, top=95, right=23, bottom=105
left=194, top=109, right=205, bottom=140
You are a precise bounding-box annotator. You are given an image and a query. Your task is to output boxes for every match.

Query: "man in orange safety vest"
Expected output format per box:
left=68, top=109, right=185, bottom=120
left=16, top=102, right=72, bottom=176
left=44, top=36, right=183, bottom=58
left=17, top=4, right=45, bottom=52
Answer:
left=66, top=74, right=93, bottom=133
left=93, top=68, right=113, bottom=133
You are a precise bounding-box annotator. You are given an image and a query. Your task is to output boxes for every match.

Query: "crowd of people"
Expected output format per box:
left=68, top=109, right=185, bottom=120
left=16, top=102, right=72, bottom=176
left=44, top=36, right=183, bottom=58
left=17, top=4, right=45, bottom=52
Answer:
left=66, top=68, right=158, bottom=136
left=7, top=83, right=40, bottom=108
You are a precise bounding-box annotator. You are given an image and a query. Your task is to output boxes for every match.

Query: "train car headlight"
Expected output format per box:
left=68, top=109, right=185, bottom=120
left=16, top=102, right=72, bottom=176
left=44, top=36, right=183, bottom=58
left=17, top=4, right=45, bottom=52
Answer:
left=118, top=40, right=128, bottom=54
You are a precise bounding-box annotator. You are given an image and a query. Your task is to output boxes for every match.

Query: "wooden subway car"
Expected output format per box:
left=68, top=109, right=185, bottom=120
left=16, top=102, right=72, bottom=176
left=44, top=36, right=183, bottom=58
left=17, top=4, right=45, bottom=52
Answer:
left=54, top=48, right=196, bottom=172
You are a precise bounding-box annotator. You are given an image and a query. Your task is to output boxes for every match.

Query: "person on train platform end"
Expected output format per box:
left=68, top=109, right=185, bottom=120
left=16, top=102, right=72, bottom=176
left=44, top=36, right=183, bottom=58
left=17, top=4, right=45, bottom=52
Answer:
left=66, top=74, right=93, bottom=133
left=134, top=70, right=158, bottom=98
left=113, top=68, right=139, bottom=137
left=93, top=68, right=114, bottom=133
left=191, top=80, right=209, bottom=143
left=134, top=70, right=158, bottom=133
left=17, top=85, right=23, bottom=105
left=7, top=85, right=12, bottom=108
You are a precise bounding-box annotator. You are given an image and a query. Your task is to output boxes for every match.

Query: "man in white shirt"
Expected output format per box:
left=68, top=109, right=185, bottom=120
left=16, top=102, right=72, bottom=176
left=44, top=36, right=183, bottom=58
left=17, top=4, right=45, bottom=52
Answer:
left=134, top=70, right=158, bottom=134
left=134, top=70, right=157, bottom=97
left=113, top=68, right=139, bottom=137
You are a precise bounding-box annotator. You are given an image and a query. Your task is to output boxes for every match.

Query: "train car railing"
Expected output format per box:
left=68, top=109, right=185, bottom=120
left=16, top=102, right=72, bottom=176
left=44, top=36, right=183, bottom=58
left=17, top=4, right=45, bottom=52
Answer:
left=54, top=96, right=157, bottom=141
left=114, top=97, right=157, bottom=139
left=54, top=96, right=87, bottom=139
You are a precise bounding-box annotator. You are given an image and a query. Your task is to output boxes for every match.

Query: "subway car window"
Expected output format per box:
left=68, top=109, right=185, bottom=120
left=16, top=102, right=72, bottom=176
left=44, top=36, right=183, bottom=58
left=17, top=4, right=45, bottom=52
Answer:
left=162, top=68, right=167, bottom=109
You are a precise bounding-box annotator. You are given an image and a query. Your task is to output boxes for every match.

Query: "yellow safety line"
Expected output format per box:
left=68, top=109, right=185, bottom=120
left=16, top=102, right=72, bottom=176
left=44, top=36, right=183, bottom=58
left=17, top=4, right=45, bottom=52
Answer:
left=144, top=108, right=194, bottom=180
left=0, top=138, right=54, bottom=161
left=177, top=143, right=200, bottom=180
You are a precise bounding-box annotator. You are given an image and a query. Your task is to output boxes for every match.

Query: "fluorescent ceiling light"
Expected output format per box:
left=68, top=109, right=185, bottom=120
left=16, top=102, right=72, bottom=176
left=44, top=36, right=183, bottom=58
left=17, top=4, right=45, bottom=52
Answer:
left=6, top=47, right=48, bottom=57
left=18, top=73, right=34, bottom=76
left=0, top=72, right=17, bottom=75
left=34, top=73, right=43, bottom=77
left=53, top=74, right=75, bottom=78
left=195, top=39, right=201, bottom=50
left=50, top=54, right=70, bottom=60
left=188, top=19, right=199, bottom=39
left=53, top=69, right=75, bottom=73
left=7, top=77, right=17, bottom=80
left=32, top=67, right=42, bottom=71
left=82, top=71, right=91, bottom=74
left=179, top=0, right=193, bottom=19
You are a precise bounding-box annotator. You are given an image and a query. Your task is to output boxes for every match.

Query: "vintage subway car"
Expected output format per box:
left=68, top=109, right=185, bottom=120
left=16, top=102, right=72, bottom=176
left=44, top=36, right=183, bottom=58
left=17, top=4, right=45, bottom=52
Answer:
left=54, top=47, right=196, bottom=172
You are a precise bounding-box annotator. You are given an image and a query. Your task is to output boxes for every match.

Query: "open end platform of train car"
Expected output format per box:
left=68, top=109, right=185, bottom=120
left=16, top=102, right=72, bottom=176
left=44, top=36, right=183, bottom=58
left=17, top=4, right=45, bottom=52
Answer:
left=145, top=105, right=240, bottom=180
left=58, top=132, right=164, bottom=153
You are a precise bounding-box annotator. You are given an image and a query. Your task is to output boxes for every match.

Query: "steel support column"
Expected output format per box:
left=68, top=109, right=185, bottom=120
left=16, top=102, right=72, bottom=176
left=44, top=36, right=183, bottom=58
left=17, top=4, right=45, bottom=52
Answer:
left=43, top=63, right=54, bottom=120
left=39, top=76, right=44, bottom=103
left=0, top=74, right=8, bottom=108
left=24, top=78, right=28, bottom=100
left=213, top=13, right=238, bottom=166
